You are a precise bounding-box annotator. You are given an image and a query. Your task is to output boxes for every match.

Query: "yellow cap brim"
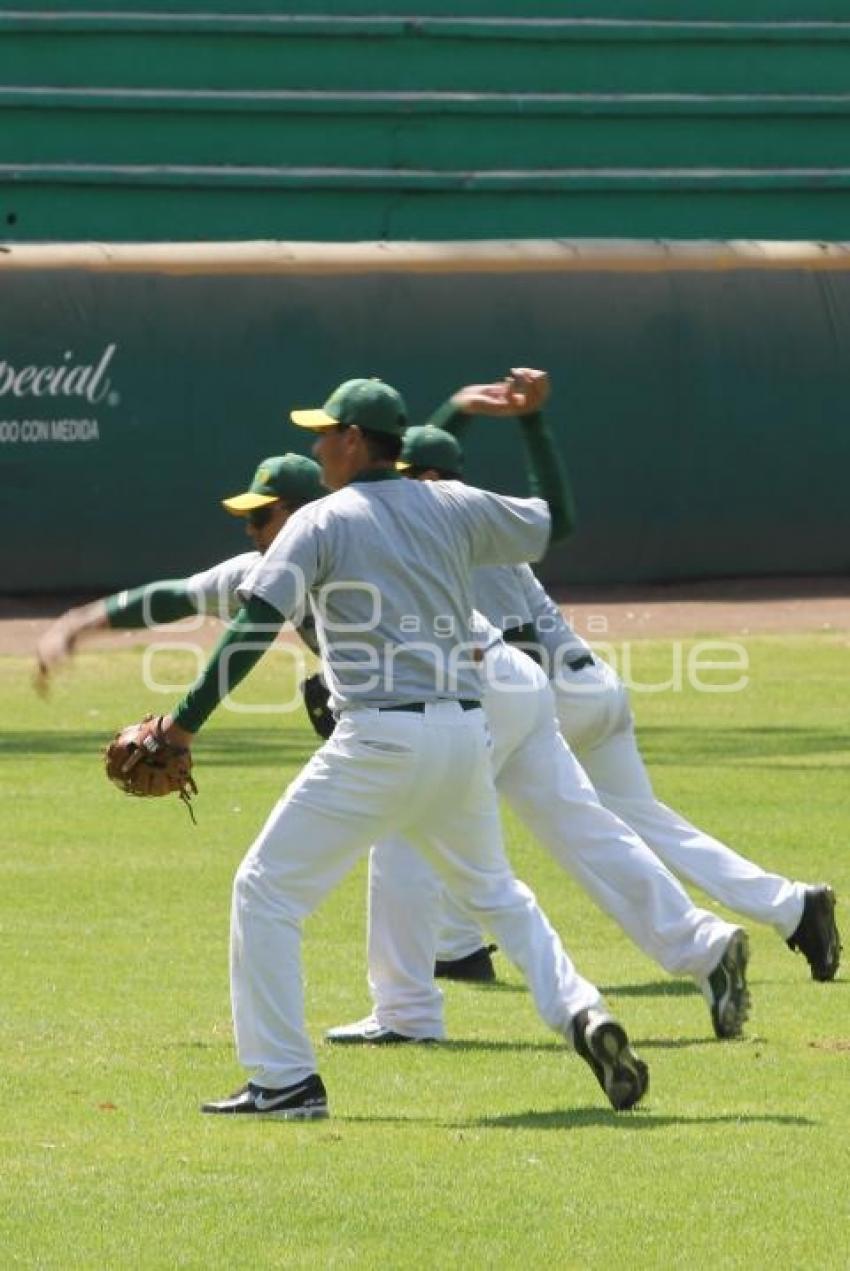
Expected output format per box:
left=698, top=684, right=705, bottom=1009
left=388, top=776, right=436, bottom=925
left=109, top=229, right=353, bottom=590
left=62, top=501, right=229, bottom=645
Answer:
left=221, top=492, right=279, bottom=515
left=395, top=460, right=413, bottom=471
left=290, top=409, right=338, bottom=431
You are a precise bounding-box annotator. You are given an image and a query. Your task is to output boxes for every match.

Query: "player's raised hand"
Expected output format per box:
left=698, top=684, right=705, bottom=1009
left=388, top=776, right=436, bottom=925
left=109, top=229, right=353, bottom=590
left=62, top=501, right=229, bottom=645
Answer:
left=451, top=379, right=517, bottom=416
left=506, top=368, right=551, bottom=414
left=451, top=369, right=551, bottom=417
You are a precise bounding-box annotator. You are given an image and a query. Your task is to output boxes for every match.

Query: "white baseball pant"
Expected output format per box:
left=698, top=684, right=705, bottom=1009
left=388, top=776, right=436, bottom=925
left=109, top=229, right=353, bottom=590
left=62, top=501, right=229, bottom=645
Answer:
left=437, top=656, right=805, bottom=960
left=367, top=644, right=738, bottom=1038
left=230, top=700, right=601, bottom=1088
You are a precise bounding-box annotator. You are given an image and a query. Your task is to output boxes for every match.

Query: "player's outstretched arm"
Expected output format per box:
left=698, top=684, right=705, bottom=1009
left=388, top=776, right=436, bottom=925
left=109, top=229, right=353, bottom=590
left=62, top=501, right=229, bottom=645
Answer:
left=154, top=594, right=285, bottom=747
left=116, top=513, right=318, bottom=750
left=35, top=598, right=109, bottom=690
left=35, top=579, right=203, bottom=693
left=102, top=592, right=284, bottom=816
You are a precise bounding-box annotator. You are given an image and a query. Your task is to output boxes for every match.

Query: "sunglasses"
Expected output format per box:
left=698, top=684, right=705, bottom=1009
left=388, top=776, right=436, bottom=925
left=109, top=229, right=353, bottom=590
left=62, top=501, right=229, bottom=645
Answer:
left=246, top=504, right=278, bottom=529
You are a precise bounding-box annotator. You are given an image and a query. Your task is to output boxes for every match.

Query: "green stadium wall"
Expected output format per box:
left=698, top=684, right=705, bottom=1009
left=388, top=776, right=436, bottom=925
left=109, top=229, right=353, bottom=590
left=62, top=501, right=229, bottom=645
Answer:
left=4, top=6, right=850, bottom=242
left=1, top=242, right=848, bottom=593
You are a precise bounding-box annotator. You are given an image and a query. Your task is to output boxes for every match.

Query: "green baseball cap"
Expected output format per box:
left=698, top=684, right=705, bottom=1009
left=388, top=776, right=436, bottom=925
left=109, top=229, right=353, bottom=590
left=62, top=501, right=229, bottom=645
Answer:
left=396, top=425, right=464, bottom=477
left=222, top=453, right=324, bottom=515
left=290, top=377, right=408, bottom=436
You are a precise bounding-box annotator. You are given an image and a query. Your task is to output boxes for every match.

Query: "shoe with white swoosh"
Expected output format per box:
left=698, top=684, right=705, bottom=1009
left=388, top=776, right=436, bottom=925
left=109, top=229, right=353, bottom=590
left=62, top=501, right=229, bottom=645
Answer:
left=325, top=1014, right=438, bottom=1044
left=201, top=1074, right=328, bottom=1119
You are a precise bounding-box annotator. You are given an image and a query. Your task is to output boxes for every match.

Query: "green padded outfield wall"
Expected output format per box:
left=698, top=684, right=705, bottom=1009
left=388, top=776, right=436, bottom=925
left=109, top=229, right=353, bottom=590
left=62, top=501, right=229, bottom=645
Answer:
left=0, top=243, right=848, bottom=592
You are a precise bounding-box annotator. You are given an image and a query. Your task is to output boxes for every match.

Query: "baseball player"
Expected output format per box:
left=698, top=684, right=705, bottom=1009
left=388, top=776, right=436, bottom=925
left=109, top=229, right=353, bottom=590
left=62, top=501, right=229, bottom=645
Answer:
left=46, top=417, right=743, bottom=1041
left=35, top=453, right=327, bottom=683
left=325, top=386, right=752, bottom=1047
left=420, top=390, right=840, bottom=986
left=125, top=377, right=649, bottom=1119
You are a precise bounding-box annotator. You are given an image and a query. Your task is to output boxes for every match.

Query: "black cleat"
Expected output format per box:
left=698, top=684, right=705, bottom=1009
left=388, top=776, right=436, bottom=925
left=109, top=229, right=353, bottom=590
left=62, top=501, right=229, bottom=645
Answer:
left=325, top=1015, right=437, bottom=1045
left=703, top=928, right=751, bottom=1039
left=787, top=886, right=841, bottom=981
left=201, top=1073, right=328, bottom=1120
left=572, top=1008, right=649, bottom=1112
left=434, top=944, right=497, bottom=982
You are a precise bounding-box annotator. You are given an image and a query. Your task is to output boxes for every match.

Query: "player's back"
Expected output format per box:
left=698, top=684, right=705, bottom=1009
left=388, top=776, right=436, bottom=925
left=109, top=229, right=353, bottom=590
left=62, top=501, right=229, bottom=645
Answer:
left=297, top=475, right=549, bottom=709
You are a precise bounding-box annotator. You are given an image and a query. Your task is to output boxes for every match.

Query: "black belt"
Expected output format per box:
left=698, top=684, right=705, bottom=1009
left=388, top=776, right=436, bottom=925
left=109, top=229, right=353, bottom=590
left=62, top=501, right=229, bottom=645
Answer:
left=502, top=623, right=594, bottom=673
left=379, top=699, right=481, bottom=713
left=567, top=654, right=595, bottom=672
left=502, top=622, right=544, bottom=666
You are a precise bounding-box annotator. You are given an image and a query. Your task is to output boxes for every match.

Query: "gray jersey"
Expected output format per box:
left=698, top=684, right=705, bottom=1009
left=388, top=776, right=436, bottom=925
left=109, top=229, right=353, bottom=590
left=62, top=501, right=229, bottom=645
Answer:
left=186, top=552, right=260, bottom=621
left=472, top=564, right=536, bottom=632
left=186, top=550, right=321, bottom=656
left=515, top=564, right=591, bottom=664
left=473, top=562, right=590, bottom=667
left=240, top=475, right=549, bottom=710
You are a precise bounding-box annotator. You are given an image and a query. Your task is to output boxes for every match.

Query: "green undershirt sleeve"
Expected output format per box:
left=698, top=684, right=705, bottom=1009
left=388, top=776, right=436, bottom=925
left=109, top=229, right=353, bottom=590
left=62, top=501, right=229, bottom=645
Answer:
left=105, top=582, right=198, bottom=628
left=424, top=398, right=474, bottom=442
left=426, top=396, right=576, bottom=542
left=519, top=411, right=576, bottom=543
left=172, top=595, right=284, bottom=734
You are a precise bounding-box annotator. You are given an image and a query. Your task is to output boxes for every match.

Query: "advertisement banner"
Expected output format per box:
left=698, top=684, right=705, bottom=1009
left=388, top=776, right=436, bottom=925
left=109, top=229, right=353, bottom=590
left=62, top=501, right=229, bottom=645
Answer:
left=1, top=264, right=848, bottom=591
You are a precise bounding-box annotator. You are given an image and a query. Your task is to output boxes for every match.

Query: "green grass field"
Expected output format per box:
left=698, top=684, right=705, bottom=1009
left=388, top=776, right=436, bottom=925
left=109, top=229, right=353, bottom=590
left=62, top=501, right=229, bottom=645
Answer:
left=1, top=635, right=847, bottom=1269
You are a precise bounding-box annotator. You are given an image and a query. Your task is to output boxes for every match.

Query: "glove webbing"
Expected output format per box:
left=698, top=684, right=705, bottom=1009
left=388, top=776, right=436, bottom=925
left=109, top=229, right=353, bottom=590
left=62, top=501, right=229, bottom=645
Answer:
left=124, top=716, right=199, bottom=824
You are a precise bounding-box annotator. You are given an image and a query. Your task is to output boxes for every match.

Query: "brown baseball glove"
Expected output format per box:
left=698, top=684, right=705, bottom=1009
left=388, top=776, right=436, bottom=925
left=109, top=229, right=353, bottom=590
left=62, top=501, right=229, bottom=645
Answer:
left=104, top=714, right=198, bottom=821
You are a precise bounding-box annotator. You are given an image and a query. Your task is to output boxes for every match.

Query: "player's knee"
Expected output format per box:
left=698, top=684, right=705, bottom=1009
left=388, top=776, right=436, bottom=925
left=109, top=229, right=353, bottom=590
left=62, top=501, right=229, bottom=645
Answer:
left=233, top=857, right=271, bottom=911
left=233, top=855, right=307, bottom=926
